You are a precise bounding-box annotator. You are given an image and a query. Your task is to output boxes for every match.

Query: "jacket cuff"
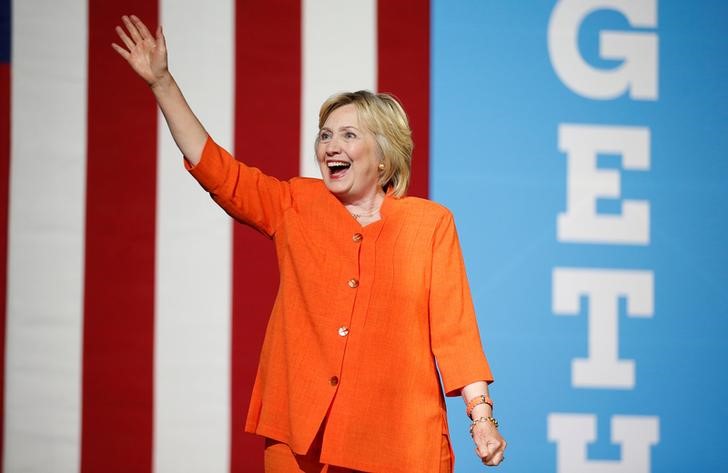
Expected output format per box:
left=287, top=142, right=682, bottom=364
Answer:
left=184, top=135, right=227, bottom=193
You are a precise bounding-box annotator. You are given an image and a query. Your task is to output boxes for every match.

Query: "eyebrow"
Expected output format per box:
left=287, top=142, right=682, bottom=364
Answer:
left=320, top=125, right=361, bottom=132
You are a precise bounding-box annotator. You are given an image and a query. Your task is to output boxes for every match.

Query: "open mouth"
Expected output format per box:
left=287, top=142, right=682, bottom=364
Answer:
left=327, top=160, right=351, bottom=178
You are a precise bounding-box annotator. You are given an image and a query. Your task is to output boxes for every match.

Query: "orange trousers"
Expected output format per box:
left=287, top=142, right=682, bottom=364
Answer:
left=264, top=430, right=452, bottom=473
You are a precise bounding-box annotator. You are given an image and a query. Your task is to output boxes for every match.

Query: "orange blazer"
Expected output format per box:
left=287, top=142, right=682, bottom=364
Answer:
left=187, top=137, right=493, bottom=472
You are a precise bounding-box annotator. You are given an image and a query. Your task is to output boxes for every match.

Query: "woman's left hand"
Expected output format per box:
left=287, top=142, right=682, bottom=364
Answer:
left=470, top=418, right=506, bottom=466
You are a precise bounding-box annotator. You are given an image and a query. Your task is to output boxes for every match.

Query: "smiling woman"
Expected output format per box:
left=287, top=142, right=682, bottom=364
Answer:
left=316, top=91, right=413, bottom=198
left=316, top=102, right=383, bottom=222
left=313, top=92, right=416, bottom=227
left=113, top=14, right=506, bottom=473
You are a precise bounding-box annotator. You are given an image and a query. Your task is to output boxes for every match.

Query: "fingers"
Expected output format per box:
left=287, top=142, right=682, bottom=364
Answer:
left=473, top=429, right=507, bottom=467
left=130, top=15, right=153, bottom=40
left=156, top=25, right=166, bottom=47
left=110, top=42, right=130, bottom=60
left=114, top=25, right=135, bottom=51
left=481, top=446, right=505, bottom=466
left=121, top=15, right=143, bottom=44
left=114, top=15, right=160, bottom=57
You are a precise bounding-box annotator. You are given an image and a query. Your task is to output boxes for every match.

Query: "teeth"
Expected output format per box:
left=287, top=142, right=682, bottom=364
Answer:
left=327, top=161, right=350, bottom=168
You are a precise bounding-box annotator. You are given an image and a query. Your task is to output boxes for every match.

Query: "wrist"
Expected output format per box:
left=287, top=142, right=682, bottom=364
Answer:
left=465, top=393, right=494, bottom=419
left=149, top=72, right=174, bottom=92
left=469, top=403, right=492, bottom=419
left=469, top=416, right=499, bottom=436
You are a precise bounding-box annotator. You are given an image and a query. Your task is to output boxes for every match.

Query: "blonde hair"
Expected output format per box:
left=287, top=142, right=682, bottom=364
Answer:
left=317, top=90, right=413, bottom=197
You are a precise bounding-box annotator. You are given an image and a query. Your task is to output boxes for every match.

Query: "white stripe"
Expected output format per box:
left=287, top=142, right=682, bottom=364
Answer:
left=300, top=0, right=378, bottom=178
left=4, top=0, right=87, bottom=471
left=154, top=1, right=233, bottom=472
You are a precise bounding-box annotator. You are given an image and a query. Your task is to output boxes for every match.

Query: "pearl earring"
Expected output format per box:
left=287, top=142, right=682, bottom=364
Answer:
left=378, top=162, right=385, bottom=171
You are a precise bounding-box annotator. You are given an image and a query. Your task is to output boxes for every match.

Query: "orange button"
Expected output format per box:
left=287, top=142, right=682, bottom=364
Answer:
left=347, top=278, right=359, bottom=288
left=338, top=326, right=349, bottom=337
left=352, top=233, right=363, bottom=243
left=329, top=376, right=339, bottom=386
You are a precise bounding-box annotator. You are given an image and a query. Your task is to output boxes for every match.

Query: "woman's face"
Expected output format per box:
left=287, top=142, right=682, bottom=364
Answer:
left=316, top=104, right=382, bottom=203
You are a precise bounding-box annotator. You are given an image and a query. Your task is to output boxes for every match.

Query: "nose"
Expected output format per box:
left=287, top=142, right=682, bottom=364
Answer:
left=324, top=136, right=341, bottom=156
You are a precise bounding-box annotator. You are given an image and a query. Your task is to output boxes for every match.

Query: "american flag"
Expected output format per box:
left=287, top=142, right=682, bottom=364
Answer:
left=0, top=0, right=429, bottom=471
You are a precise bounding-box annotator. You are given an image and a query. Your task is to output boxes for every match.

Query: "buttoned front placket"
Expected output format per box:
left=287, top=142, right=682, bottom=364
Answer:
left=325, top=212, right=388, bottom=387
left=343, top=224, right=384, bottom=341
left=326, top=227, right=367, bottom=391
left=320, top=217, right=388, bottom=461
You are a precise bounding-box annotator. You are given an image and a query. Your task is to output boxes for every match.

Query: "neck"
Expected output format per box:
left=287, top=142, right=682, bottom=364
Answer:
left=340, top=188, right=386, bottom=218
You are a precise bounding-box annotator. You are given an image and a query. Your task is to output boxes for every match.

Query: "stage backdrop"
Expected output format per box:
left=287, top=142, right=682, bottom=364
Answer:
left=434, top=1, right=728, bottom=472
left=1, top=1, right=726, bottom=472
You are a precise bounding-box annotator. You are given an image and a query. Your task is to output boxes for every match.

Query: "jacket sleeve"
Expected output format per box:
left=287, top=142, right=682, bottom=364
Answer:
left=184, top=136, right=292, bottom=237
left=429, top=211, right=494, bottom=396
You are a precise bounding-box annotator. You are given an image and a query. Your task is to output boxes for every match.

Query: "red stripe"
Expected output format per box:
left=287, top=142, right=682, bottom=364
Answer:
left=0, top=62, right=9, bottom=470
left=232, top=1, right=302, bottom=471
left=378, top=0, right=431, bottom=199
left=82, top=4, right=158, bottom=473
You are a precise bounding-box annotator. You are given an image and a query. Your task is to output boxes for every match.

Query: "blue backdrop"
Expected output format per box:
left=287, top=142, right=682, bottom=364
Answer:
left=433, top=1, right=728, bottom=472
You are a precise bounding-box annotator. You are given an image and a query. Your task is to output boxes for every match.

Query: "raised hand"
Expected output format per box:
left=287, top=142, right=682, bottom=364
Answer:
left=112, top=15, right=168, bottom=86
left=111, top=14, right=208, bottom=164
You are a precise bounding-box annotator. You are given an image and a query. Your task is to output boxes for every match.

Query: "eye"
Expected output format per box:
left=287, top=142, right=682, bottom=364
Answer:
left=319, top=130, right=332, bottom=141
left=344, top=131, right=357, bottom=139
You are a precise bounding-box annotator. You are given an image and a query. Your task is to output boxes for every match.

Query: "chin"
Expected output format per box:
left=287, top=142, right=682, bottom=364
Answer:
left=325, top=178, right=362, bottom=201
left=324, top=181, right=350, bottom=196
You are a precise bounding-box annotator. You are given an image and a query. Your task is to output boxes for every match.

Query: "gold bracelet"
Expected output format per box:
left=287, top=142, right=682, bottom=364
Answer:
left=469, top=416, right=499, bottom=436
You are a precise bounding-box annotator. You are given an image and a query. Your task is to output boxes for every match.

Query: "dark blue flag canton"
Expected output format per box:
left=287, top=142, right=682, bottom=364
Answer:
left=0, top=0, right=9, bottom=63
